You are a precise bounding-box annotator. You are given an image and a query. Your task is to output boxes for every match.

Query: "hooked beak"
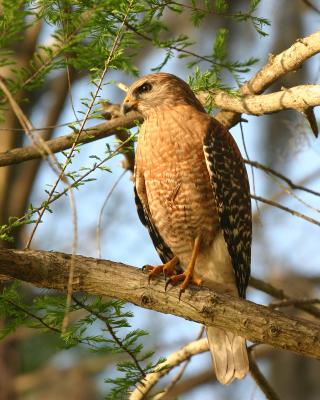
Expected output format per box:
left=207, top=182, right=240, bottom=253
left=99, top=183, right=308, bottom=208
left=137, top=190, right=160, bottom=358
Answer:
left=122, top=95, right=138, bottom=115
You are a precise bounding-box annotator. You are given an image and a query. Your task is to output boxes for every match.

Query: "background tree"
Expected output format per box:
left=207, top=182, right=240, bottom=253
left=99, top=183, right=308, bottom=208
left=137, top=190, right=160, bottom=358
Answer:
left=0, top=1, right=320, bottom=399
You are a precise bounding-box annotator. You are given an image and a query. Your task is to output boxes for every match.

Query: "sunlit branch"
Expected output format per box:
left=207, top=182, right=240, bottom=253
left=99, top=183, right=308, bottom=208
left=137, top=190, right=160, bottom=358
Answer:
left=0, top=112, right=142, bottom=167
left=130, top=337, right=209, bottom=400
left=0, top=249, right=319, bottom=360
left=215, top=30, right=320, bottom=128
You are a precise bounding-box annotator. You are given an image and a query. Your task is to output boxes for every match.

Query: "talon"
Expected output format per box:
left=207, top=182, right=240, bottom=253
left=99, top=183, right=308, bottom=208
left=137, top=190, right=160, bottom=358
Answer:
left=193, top=277, right=202, bottom=286
left=143, top=256, right=179, bottom=284
left=143, top=237, right=202, bottom=298
left=165, top=276, right=176, bottom=291
left=166, top=237, right=202, bottom=299
left=142, top=264, right=154, bottom=272
left=165, top=273, right=184, bottom=291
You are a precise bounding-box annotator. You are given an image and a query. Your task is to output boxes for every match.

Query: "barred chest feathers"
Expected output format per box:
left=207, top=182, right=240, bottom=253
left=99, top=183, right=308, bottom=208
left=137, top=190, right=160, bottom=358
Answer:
left=135, top=106, right=235, bottom=291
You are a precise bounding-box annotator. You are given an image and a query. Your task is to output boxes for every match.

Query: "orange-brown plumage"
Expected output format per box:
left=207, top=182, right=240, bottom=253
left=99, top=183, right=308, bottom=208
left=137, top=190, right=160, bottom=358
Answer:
left=122, top=73, right=252, bottom=384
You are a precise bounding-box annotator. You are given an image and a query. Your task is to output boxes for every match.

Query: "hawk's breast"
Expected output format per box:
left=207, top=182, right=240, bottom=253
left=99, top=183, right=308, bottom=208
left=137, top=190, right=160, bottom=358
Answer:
left=135, top=105, right=219, bottom=266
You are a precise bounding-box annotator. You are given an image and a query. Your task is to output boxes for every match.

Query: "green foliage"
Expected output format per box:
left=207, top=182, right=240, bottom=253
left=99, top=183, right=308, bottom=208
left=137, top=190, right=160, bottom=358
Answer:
left=0, top=0, right=269, bottom=108
left=0, top=0, right=30, bottom=47
left=0, top=283, right=164, bottom=397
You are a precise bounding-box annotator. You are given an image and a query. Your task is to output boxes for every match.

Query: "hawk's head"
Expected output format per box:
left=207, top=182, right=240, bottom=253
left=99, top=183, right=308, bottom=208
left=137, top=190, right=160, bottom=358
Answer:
left=121, top=73, right=204, bottom=117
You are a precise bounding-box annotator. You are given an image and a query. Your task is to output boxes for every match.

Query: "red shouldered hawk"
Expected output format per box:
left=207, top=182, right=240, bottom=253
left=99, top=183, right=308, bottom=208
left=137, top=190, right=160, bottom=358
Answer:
left=122, top=73, right=252, bottom=384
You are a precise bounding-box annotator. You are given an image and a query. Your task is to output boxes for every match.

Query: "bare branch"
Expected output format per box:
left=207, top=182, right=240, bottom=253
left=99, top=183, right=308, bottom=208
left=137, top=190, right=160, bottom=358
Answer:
left=130, top=338, right=209, bottom=400
left=246, top=160, right=320, bottom=198
left=302, top=0, right=320, bottom=14
left=157, top=369, right=213, bottom=399
left=215, top=30, right=320, bottom=127
left=250, top=277, right=320, bottom=319
left=269, top=298, right=320, bottom=309
left=153, top=326, right=205, bottom=399
left=200, top=84, right=320, bottom=118
left=249, top=350, right=281, bottom=400
left=0, top=112, right=142, bottom=167
left=0, top=249, right=320, bottom=361
left=1, top=83, right=320, bottom=169
left=252, top=194, right=320, bottom=227
left=157, top=345, right=275, bottom=399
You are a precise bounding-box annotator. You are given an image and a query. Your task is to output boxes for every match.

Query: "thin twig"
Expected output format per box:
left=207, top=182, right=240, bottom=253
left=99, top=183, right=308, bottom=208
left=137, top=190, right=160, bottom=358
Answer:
left=96, top=170, right=128, bottom=258
left=153, top=326, right=205, bottom=399
left=240, top=121, right=261, bottom=221
left=72, top=295, right=146, bottom=378
left=23, top=1, right=134, bottom=333
left=249, top=350, right=281, bottom=400
left=3, top=299, right=98, bottom=348
left=252, top=194, right=320, bottom=227
left=0, top=77, right=60, bottom=171
left=110, top=10, right=226, bottom=68
left=0, top=77, right=79, bottom=296
left=302, top=0, right=320, bottom=14
left=4, top=299, right=61, bottom=334
left=0, top=135, right=134, bottom=240
left=250, top=277, right=320, bottom=319
left=246, top=160, right=320, bottom=198
left=269, top=298, right=320, bottom=309
left=1, top=58, right=77, bottom=336
left=270, top=180, right=320, bottom=215
left=252, top=168, right=320, bottom=225
left=56, top=3, right=84, bottom=335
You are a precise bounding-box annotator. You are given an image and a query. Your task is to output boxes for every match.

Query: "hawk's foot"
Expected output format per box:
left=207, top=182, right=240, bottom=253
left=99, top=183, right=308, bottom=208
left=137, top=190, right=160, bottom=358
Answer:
left=142, top=256, right=179, bottom=283
left=165, top=236, right=202, bottom=299
left=165, top=272, right=202, bottom=298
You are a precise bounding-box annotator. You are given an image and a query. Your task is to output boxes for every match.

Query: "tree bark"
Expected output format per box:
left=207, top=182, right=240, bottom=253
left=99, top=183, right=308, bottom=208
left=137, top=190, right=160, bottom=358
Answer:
left=0, top=249, right=319, bottom=360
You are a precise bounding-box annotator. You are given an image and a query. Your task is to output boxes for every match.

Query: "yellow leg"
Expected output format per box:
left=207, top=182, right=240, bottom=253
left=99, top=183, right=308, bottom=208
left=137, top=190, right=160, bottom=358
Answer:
left=165, top=237, right=202, bottom=298
left=142, top=256, right=179, bottom=283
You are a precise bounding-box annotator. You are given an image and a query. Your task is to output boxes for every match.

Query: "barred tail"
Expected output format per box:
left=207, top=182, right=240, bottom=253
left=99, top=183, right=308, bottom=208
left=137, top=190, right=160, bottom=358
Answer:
left=206, top=326, right=249, bottom=384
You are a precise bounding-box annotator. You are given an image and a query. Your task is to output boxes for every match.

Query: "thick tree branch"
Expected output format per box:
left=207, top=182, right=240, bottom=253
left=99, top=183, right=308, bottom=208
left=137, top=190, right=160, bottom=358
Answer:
left=0, top=249, right=319, bottom=361
left=201, top=84, right=320, bottom=116
left=1, top=31, right=320, bottom=169
left=215, top=30, right=320, bottom=127
left=0, top=112, right=142, bottom=167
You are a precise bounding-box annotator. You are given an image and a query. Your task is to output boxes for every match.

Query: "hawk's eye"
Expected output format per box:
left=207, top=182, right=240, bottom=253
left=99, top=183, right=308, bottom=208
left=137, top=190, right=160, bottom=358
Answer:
left=137, top=82, right=152, bottom=94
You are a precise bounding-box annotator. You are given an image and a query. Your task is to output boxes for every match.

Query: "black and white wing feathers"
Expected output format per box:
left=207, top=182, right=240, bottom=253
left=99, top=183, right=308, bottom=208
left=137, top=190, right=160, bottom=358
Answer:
left=203, top=119, right=252, bottom=298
